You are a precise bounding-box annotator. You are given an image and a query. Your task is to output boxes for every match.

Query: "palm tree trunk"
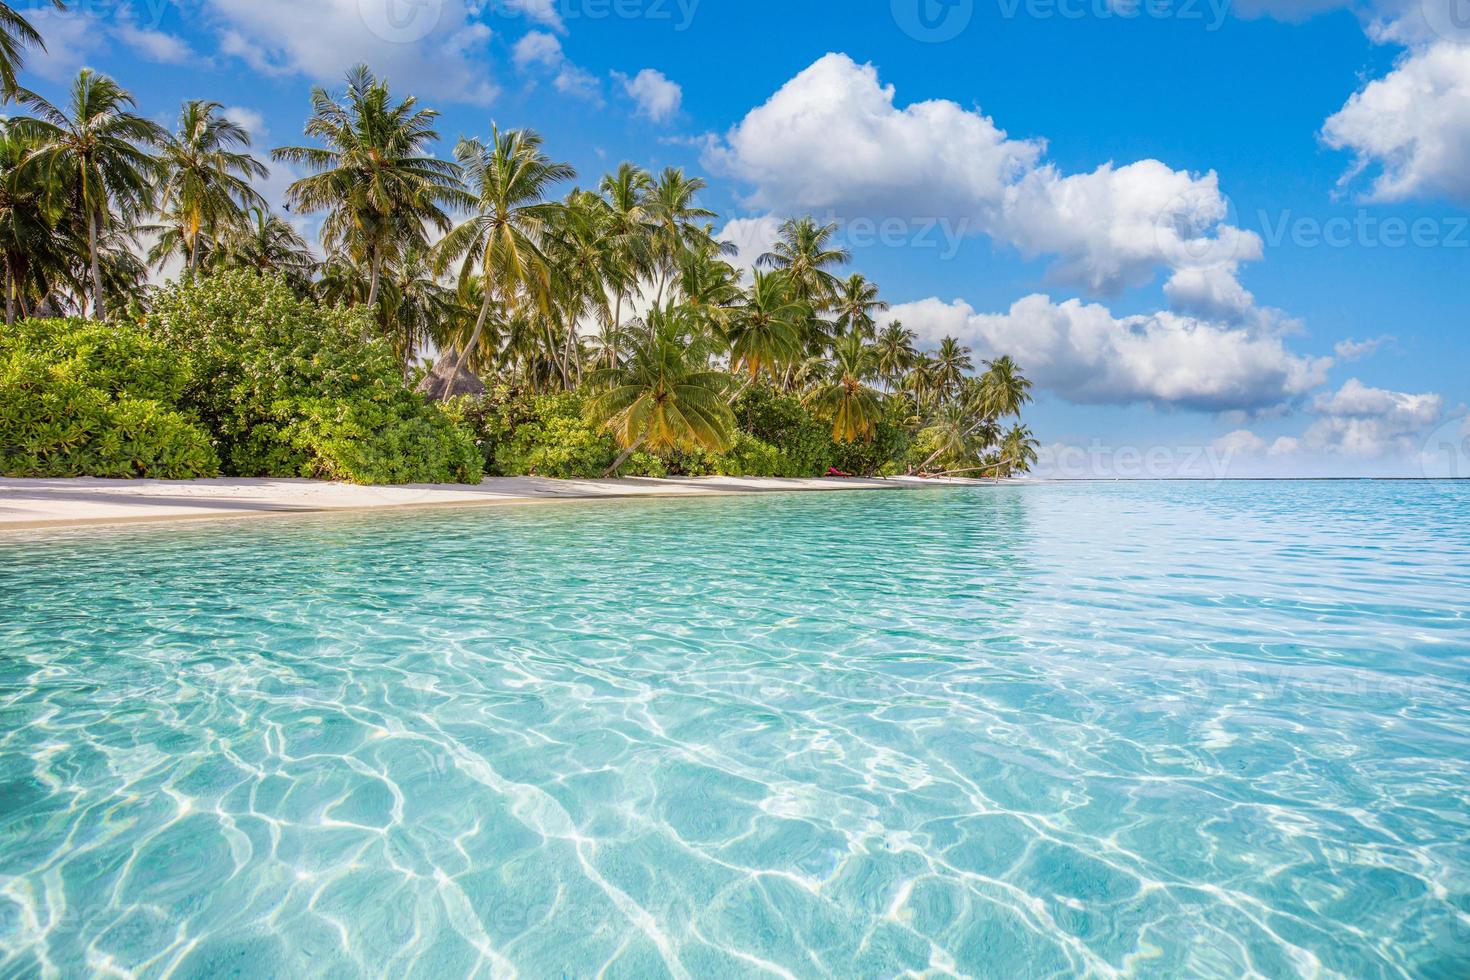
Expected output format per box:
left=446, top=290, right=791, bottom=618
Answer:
left=5, top=263, right=14, bottom=326
left=452, top=286, right=494, bottom=375
left=88, top=209, right=105, bottom=321
left=189, top=231, right=200, bottom=275
left=611, top=291, right=623, bottom=365
left=603, top=434, right=648, bottom=478
left=366, top=248, right=383, bottom=309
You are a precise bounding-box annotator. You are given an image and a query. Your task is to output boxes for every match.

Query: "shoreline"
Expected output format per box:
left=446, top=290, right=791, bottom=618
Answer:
left=0, top=475, right=987, bottom=532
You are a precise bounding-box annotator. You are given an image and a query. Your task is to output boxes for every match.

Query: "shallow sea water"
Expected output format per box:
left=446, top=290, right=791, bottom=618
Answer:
left=1, top=481, right=1468, bottom=978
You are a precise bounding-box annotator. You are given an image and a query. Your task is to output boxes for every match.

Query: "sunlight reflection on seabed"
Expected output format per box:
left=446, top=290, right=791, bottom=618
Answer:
left=1, top=484, right=1467, bottom=976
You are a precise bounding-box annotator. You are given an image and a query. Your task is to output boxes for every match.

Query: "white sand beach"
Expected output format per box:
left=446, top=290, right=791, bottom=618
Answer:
left=0, top=475, right=981, bottom=531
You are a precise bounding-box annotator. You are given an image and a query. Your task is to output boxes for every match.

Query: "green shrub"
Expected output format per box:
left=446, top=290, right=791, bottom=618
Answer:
left=0, top=320, right=220, bottom=480
left=831, top=400, right=913, bottom=477
left=448, top=387, right=666, bottom=479
left=145, top=271, right=481, bottom=485
left=730, top=385, right=835, bottom=477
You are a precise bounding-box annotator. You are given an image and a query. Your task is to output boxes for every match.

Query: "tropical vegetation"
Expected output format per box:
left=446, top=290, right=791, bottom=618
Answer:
left=0, top=36, right=1038, bottom=484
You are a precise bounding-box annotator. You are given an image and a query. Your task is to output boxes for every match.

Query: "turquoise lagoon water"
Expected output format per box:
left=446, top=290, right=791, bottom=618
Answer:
left=1, top=481, right=1467, bottom=978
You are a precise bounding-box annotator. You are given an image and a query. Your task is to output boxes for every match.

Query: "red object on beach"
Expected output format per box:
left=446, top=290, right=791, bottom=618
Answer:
left=826, top=467, right=854, bottom=478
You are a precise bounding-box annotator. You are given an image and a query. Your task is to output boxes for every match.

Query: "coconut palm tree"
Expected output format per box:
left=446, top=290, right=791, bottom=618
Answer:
left=645, top=166, right=715, bottom=306
left=12, top=69, right=164, bottom=319
left=805, top=331, right=884, bottom=443
left=0, top=122, right=64, bottom=323
left=992, top=423, right=1039, bottom=478
left=833, top=273, right=887, bottom=339
left=758, top=216, right=849, bottom=309
left=979, top=354, right=1034, bottom=419
left=874, top=321, right=919, bottom=391
left=214, top=206, right=316, bottom=289
left=155, top=100, right=267, bottom=273
left=0, top=1, right=63, bottom=97
left=433, top=126, right=574, bottom=383
left=725, top=269, right=805, bottom=381
left=913, top=402, right=1000, bottom=475
left=931, top=336, right=974, bottom=397
left=587, top=305, right=735, bottom=476
left=273, top=65, right=464, bottom=312
left=598, top=162, right=655, bottom=356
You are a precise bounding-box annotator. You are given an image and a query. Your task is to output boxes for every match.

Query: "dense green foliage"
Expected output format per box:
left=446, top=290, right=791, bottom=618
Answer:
left=0, top=318, right=219, bottom=478
left=144, top=272, right=481, bottom=484
left=0, top=44, right=1039, bottom=485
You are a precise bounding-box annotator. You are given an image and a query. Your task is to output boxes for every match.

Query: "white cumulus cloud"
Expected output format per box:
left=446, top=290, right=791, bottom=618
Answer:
left=887, top=294, right=1332, bottom=412
left=206, top=0, right=497, bottom=104
left=1322, top=41, right=1470, bottom=205
left=704, top=54, right=1262, bottom=307
left=615, top=68, right=683, bottom=123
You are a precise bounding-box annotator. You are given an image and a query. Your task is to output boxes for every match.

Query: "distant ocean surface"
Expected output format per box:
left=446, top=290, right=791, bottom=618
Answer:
left=2, top=482, right=1466, bottom=977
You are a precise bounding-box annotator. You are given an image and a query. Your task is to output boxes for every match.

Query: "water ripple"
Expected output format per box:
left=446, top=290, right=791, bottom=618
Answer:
left=0, top=482, right=1467, bottom=977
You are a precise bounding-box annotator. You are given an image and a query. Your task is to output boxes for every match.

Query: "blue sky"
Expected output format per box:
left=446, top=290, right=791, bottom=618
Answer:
left=19, top=0, right=1470, bottom=478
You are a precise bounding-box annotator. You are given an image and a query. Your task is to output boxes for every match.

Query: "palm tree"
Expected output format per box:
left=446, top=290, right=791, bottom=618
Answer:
left=874, top=321, right=918, bottom=391
left=833, top=273, right=887, bottom=338
left=0, top=122, right=63, bottom=323
left=979, top=354, right=1034, bottom=419
left=382, top=245, right=457, bottom=373
left=758, top=216, right=849, bottom=309
left=805, top=332, right=884, bottom=443
left=913, top=402, right=1000, bottom=475
left=598, top=162, right=655, bottom=358
left=992, top=423, right=1039, bottom=479
left=725, top=270, right=804, bottom=381
left=155, top=100, right=267, bottom=273
left=587, top=305, right=735, bottom=476
left=13, top=69, right=164, bottom=319
left=931, top=336, right=974, bottom=397
left=0, top=1, right=63, bottom=97
left=543, top=188, right=619, bottom=386
left=273, top=65, right=464, bottom=312
left=433, top=127, right=573, bottom=384
left=214, top=206, right=316, bottom=288
left=645, top=167, right=715, bottom=306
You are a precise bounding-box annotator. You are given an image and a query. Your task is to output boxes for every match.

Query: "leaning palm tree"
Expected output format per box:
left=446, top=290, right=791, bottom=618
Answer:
left=991, top=424, right=1039, bottom=478
left=12, top=69, right=164, bottom=319
left=0, top=1, right=63, bottom=97
left=725, top=269, right=805, bottom=381
left=805, top=331, right=884, bottom=443
left=432, top=127, right=574, bottom=384
left=155, top=100, right=267, bottom=273
left=832, top=273, right=887, bottom=339
left=586, top=305, right=735, bottom=477
left=273, top=65, right=464, bottom=311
